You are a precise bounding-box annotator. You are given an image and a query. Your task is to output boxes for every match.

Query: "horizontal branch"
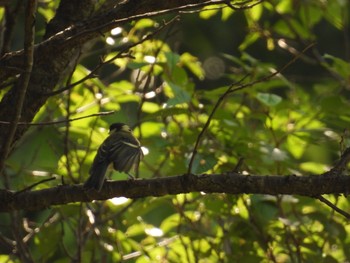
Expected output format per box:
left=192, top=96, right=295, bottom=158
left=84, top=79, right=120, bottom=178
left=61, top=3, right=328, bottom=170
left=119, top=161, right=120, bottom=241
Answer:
left=1, top=173, right=349, bottom=212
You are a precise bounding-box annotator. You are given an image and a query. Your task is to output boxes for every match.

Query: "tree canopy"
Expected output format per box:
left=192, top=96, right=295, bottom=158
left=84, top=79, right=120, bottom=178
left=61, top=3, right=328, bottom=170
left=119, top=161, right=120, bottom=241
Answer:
left=0, top=0, right=350, bottom=262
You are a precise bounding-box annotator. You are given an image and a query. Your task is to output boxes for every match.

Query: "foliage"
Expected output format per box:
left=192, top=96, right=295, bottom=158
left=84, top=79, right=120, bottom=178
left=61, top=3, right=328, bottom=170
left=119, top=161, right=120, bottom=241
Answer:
left=0, top=0, right=350, bottom=262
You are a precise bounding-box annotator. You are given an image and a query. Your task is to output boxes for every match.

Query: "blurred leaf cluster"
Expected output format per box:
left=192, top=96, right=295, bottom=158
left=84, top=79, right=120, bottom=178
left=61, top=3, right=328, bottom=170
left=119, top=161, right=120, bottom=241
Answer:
left=1, top=0, right=350, bottom=262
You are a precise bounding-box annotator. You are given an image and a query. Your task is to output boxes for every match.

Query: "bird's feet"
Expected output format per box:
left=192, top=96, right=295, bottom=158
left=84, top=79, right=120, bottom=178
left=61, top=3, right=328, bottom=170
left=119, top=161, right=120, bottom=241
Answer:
left=127, top=172, right=135, bottom=180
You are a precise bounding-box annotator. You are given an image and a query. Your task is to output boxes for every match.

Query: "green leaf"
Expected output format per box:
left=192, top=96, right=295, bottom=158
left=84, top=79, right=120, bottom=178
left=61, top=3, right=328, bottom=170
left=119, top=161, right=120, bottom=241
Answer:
left=276, top=0, right=293, bottom=14
left=164, top=51, right=180, bottom=73
left=127, top=62, right=149, bottom=69
left=165, top=82, right=191, bottom=106
left=142, top=107, right=189, bottom=121
left=180, top=52, right=205, bottom=80
left=247, top=3, right=263, bottom=21
left=324, top=54, right=350, bottom=79
left=187, top=153, right=217, bottom=174
left=133, top=18, right=155, bottom=29
left=199, top=6, right=221, bottom=19
left=256, top=92, right=282, bottom=106
left=300, top=162, right=328, bottom=174
left=7, top=127, right=62, bottom=172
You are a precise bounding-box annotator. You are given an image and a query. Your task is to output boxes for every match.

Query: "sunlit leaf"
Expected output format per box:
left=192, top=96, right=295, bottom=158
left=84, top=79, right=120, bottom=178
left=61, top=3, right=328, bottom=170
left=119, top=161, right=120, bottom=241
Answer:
left=300, top=162, right=328, bottom=174
left=133, top=18, right=155, bottom=29
left=246, top=3, right=263, bottom=21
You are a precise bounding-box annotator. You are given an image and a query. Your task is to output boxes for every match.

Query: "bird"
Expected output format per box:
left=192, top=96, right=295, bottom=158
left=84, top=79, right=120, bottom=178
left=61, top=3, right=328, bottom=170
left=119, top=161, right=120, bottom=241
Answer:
left=84, top=123, right=143, bottom=191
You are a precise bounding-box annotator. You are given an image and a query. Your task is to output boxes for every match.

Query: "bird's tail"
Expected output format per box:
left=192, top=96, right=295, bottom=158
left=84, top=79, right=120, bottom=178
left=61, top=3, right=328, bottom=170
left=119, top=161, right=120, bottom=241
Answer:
left=83, top=161, right=109, bottom=191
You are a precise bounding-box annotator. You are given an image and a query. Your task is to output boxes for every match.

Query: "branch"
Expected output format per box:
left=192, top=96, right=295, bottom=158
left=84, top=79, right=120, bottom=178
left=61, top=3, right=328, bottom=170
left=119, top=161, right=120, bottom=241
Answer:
left=0, top=110, right=115, bottom=126
left=317, top=196, right=350, bottom=220
left=327, top=147, right=350, bottom=176
left=0, top=0, right=261, bottom=156
left=1, top=173, right=350, bottom=212
left=44, top=16, right=180, bottom=97
left=227, top=42, right=316, bottom=95
left=187, top=43, right=316, bottom=173
left=187, top=75, right=248, bottom=173
left=0, top=0, right=37, bottom=173
left=0, top=0, right=256, bottom=81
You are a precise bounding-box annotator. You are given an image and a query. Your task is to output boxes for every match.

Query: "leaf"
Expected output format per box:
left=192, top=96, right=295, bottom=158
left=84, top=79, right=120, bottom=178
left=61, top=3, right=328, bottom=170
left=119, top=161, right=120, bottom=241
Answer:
left=180, top=52, right=205, bottom=80
left=7, top=127, right=63, bottom=171
left=127, top=62, right=149, bottom=69
left=187, top=153, right=217, bottom=174
left=165, top=82, right=191, bottom=106
left=300, top=162, right=328, bottom=174
left=324, top=54, right=350, bottom=79
left=133, top=18, right=155, bottom=29
left=256, top=92, right=282, bottom=106
left=164, top=51, right=180, bottom=73
left=142, top=107, right=189, bottom=121
left=199, top=6, right=220, bottom=19
left=247, top=3, right=263, bottom=21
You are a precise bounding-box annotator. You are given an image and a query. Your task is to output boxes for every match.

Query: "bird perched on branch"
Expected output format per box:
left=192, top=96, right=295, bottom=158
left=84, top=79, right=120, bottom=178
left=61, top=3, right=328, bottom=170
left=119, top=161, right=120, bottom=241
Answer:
left=84, top=123, right=143, bottom=191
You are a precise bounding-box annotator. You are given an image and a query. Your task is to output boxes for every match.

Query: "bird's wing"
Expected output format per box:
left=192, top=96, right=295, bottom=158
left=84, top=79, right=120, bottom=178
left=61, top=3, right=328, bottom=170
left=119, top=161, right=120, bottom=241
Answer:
left=108, top=133, right=143, bottom=172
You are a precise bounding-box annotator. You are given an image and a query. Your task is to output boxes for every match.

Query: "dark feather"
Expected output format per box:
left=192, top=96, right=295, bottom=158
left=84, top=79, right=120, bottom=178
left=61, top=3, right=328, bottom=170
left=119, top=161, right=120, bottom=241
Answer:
left=84, top=125, right=142, bottom=191
left=83, top=160, right=109, bottom=191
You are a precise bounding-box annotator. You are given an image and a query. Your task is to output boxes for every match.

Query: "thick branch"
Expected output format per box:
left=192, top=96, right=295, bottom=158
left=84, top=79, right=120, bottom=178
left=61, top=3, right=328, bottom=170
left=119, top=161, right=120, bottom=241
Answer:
left=1, top=173, right=349, bottom=212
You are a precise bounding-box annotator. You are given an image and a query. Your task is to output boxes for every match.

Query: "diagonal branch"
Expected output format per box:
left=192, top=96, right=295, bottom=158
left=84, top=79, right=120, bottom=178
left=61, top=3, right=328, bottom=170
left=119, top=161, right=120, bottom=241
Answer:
left=187, top=43, right=316, bottom=174
left=317, top=196, right=350, bottom=220
left=44, top=16, right=180, bottom=97
left=187, top=75, right=248, bottom=173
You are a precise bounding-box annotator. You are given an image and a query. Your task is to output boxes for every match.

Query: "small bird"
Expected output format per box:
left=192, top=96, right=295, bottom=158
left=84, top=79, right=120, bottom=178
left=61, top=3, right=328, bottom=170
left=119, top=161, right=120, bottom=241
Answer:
left=84, top=123, right=143, bottom=191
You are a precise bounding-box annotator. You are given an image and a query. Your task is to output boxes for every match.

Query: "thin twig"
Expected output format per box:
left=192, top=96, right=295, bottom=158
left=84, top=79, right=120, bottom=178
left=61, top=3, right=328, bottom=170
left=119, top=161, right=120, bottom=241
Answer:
left=0, top=1, right=261, bottom=84
left=317, top=196, right=350, bottom=220
left=0, top=111, right=115, bottom=126
left=327, top=146, right=350, bottom=176
left=227, top=42, right=316, bottom=95
left=65, top=0, right=254, bottom=43
left=15, top=177, right=56, bottom=195
left=233, top=157, right=245, bottom=172
left=0, top=0, right=37, bottom=175
left=63, top=51, right=81, bottom=182
left=187, top=42, right=316, bottom=174
left=224, top=0, right=264, bottom=10
left=44, top=16, right=180, bottom=97
left=187, top=75, right=249, bottom=173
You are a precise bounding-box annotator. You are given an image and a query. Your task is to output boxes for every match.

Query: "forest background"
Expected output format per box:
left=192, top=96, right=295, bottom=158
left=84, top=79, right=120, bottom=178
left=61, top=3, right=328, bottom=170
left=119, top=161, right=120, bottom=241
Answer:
left=0, top=0, right=350, bottom=262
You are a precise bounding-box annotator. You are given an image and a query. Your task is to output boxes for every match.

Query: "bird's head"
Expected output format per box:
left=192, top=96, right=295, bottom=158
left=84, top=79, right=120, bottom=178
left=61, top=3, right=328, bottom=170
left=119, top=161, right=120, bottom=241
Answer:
left=109, top=123, right=132, bottom=134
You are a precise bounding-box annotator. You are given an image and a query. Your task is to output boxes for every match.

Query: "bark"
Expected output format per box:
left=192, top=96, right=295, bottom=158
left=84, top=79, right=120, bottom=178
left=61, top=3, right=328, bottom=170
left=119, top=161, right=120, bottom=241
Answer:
left=0, top=172, right=349, bottom=212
